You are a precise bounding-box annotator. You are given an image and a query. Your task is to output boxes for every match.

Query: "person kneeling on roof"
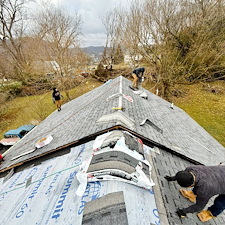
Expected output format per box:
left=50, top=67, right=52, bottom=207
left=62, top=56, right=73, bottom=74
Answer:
left=132, top=67, right=145, bottom=89
left=165, top=165, right=225, bottom=222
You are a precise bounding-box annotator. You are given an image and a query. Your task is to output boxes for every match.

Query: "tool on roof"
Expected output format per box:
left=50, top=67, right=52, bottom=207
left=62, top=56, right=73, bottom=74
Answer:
left=112, top=107, right=124, bottom=110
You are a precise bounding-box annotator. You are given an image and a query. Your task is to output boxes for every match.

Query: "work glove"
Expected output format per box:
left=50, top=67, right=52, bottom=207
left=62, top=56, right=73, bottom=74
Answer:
left=164, top=175, right=175, bottom=181
left=176, top=209, right=186, bottom=218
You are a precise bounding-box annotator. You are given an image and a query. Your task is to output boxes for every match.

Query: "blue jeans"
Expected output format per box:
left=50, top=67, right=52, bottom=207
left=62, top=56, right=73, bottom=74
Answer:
left=208, top=195, right=225, bottom=217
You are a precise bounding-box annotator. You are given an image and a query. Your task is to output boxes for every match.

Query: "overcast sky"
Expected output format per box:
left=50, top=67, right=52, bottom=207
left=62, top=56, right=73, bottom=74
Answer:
left=40, top=0, right=130, bottom=47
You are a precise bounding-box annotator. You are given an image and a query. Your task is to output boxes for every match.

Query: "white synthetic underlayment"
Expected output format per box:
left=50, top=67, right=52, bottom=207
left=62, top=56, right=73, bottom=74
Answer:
left=0, top=136, right=160, bottom=225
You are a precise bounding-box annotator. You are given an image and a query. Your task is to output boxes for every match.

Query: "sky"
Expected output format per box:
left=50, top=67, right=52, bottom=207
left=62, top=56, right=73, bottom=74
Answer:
left=39, top=0, right=130, bottom=47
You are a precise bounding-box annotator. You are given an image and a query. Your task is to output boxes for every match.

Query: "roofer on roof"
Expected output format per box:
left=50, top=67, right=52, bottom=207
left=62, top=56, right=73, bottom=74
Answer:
left=52, top=88, right=63, bottom=112
left=132, top=67, right=145, bottom=89
left=165, top=165, right=225, bottom=222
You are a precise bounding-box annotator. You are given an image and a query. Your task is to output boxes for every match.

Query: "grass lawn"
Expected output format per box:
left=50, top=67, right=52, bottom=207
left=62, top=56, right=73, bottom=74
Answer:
left=171, top=81, right=225, bottom=147
left=0, top=79, right=102, bottom=139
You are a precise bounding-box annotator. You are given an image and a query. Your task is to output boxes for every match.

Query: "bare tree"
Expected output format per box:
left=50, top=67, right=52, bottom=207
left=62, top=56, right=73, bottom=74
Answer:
left=0, top=0, right=35, bottom=82
left=106, top=0, right=225, bottom=100
left=101, top=8, right=124, bottom=67
left=33, top=4, right=83, bottom=99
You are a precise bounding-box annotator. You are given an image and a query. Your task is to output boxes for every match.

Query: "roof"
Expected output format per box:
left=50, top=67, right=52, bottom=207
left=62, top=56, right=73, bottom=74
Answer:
left=1, top=76, right=224, bottom=172
left=0, top=140, right=159, bottom=225
left=0, top=76, right=224, bottom=225
left=4, top=124, right=36, bottom=138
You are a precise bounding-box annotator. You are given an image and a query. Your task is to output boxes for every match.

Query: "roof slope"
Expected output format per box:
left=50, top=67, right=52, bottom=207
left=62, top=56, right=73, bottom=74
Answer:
left=0, top=76, right=225, bottom=225
left=1, top=76, right=224, bottom=172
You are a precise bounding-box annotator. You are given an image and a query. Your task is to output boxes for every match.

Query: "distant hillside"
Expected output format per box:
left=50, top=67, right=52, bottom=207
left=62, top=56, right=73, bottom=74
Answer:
left=82, top=46, right=105, bottom=55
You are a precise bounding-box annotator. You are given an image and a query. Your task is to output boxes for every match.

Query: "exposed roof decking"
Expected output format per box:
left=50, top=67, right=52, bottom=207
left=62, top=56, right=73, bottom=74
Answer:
left=1, top=76, right=224, bottom=172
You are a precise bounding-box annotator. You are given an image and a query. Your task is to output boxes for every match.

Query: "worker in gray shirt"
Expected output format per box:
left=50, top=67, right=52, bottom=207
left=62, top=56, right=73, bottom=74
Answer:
left=165, top=165, right=225, bottom=222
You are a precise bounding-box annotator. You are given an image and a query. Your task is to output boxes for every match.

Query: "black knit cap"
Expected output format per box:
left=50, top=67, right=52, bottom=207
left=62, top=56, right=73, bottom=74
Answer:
left=175, top=171, right=194, bottom=187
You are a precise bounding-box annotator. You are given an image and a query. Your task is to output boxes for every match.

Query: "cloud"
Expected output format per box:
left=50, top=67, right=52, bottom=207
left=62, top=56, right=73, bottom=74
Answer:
left=49, top=0, right=128, bottom=46
left=81, top=32, right=107, bottom=47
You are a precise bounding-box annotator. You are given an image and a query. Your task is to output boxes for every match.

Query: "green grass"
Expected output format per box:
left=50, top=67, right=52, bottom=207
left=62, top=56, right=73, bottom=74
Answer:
left=0, top=79, right=224, bottom=147
left=171, top=81, right=225, bottom=147
left=0, top=78, right=101, bottom=139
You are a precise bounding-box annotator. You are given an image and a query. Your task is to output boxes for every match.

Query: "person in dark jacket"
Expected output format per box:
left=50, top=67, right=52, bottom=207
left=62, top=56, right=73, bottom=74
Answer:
left=132, top=67, right=145, bottom=89
left=52, top=88, right=63, bottom=111
left=165, top=165, right=225, bottom=222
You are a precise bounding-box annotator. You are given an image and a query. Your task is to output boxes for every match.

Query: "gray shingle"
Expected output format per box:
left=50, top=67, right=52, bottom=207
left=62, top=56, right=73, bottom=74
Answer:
left=153, top=148, right=225, bottom=225
left=1, top=76, right=224, bottom=172
left=82, top=191, right=128, bottom=225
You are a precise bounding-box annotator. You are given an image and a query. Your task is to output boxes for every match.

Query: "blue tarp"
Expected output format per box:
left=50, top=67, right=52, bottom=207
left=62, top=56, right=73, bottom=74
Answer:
left=4, top=124, right=36, bottom=138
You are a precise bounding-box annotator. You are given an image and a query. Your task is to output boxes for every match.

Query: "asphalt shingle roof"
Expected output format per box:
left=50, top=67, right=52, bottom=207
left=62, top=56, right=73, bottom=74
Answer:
left=0, top=76, right=225, bottom=225
left=1, top=76, right=224, bottom=172
left=152, top=148, right=225, bottom=225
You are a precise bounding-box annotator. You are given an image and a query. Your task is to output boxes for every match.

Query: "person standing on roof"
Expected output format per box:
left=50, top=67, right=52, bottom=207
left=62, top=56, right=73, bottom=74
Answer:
left=132, top=67, right=145, bottom=89
left=52, top=88, right=63, bottom=111
left=165, top=165, right=225, bottom=222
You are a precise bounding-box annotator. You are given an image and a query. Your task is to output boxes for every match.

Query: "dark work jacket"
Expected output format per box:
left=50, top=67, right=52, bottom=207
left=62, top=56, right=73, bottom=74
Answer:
left=52, top=90, right=61, bottom=101
left=132, top=67, right=145, bottom=77
left=182, top=165, right=225, bottom=213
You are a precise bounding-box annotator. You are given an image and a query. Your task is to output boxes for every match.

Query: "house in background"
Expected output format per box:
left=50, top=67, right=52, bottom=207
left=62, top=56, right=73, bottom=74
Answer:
left=124, top=53, right=143, bottom=65
left=0, top=76, right=224, bottom=225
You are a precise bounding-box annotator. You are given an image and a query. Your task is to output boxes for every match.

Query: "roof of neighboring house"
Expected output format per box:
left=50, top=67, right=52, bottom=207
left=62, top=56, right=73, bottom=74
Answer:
left=4, top=124, right=36, bottom=138
left=0, top=76, right=224, bottom=225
